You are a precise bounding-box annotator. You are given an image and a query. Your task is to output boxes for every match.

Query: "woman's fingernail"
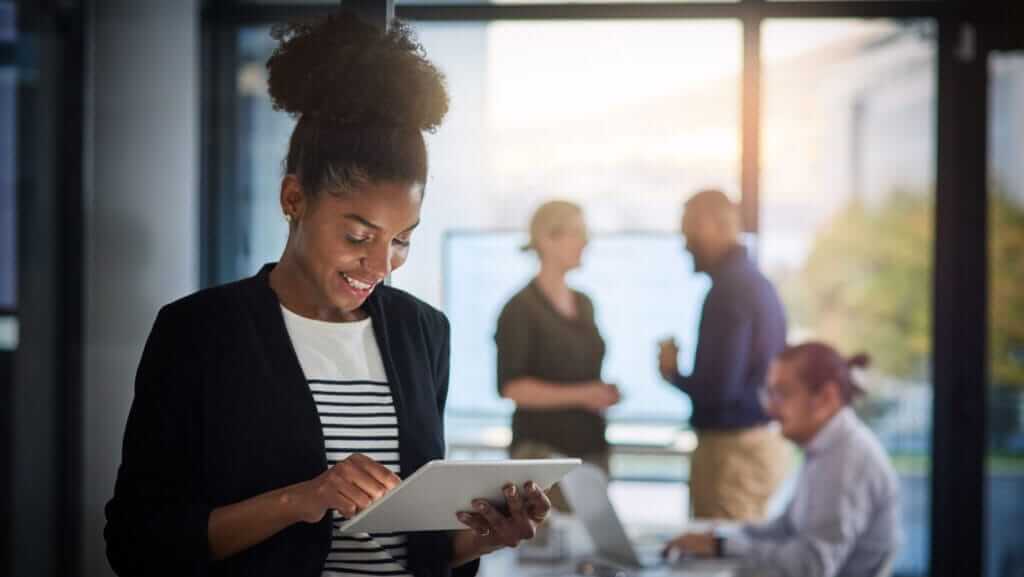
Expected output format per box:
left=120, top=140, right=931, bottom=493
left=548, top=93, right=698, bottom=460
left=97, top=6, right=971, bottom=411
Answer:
left=505, top=484, right=517, bottom=497
left=475, top=501, right=487, bottom=511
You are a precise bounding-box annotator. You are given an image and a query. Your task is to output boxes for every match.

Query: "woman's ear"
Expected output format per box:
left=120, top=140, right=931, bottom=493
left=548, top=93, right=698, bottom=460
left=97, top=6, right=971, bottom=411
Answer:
left=280, top=174, right=306, bottom=220
left=532, top=234, right=550, bottom=260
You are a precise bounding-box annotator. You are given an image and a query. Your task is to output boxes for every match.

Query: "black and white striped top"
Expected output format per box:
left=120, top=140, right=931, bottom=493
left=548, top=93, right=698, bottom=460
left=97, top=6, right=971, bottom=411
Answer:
left=282, top=306, right=411, bottom=577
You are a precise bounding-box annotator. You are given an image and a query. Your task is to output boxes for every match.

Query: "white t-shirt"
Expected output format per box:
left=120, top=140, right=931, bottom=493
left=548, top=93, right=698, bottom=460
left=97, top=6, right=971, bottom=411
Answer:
left=281, top=306, right=411, bottom=577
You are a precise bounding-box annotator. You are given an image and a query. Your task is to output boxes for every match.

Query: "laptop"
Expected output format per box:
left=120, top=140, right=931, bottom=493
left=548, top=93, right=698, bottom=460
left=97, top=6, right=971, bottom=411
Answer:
left=560, top=464, right=737, bottom=577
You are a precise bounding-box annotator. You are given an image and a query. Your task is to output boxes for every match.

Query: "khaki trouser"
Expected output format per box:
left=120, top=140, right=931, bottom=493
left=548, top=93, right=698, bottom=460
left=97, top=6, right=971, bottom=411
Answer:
left=510, top=441, right=609, bottom=513
left=689, top=424, right=792, bottom=522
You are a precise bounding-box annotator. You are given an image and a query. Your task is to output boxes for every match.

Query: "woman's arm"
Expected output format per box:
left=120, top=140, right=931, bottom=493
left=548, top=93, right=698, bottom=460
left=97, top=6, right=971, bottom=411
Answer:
left=207, top=483, right=306, bottom=561
left=501, top=378, right=620, bottom=413
left=105, top=307, right=212, bottom=576
left=495, top=297, right=618, bottom=414
left=105, top=306, right=400, bottom=573
left=207, top=454, right=400, bottom=560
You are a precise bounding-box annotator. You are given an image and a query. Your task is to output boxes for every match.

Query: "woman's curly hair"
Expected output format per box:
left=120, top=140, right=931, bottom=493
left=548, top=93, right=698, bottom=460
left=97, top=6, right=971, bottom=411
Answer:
left=265, top=10, right=449, bottom=196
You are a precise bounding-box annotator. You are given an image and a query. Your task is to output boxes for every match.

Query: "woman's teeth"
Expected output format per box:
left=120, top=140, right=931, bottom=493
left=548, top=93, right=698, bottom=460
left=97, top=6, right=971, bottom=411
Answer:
left=342, top=273, right=374, bottom=291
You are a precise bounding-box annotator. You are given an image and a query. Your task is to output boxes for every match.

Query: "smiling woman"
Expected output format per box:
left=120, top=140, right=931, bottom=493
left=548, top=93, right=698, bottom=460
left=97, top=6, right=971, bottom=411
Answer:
left=270, top=178, right=424, bottom=322
left=103, top=8, right=551, bottom=577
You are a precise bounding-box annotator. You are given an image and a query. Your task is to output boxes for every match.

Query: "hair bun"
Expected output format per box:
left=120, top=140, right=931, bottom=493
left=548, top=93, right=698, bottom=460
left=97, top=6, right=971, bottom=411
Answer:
left=266, top=10, right=448, bottom=131
left=847, top=353, right=872, bottom=369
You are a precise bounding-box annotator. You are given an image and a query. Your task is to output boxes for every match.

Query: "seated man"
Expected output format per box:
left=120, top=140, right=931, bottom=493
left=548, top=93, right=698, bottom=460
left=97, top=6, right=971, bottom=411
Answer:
left=663, top=342, right=903, bottom=577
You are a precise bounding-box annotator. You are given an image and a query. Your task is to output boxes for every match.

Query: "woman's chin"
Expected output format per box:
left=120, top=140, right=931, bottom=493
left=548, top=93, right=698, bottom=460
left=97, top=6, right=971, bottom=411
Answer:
left=326, top=276, right=370, bottom=314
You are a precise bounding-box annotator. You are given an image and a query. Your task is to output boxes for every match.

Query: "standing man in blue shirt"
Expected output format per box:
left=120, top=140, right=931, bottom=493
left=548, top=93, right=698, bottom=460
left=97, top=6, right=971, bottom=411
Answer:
left=658, top=189, right=791, bottom=521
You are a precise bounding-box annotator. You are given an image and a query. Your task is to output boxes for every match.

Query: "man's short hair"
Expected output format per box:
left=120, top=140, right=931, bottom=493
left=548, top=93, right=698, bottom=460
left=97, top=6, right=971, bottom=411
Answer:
left=685, top=189, right=740, bottom=238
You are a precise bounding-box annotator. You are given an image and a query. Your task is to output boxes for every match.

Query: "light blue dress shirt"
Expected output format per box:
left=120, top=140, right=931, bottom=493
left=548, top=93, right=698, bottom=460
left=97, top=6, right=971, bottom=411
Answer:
left=724, top=407, right=903, bottom=577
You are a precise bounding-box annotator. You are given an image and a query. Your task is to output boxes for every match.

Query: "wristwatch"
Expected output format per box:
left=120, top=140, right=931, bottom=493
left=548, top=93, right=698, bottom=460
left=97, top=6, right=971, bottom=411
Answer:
left=713, top=535, right=727, bottom=558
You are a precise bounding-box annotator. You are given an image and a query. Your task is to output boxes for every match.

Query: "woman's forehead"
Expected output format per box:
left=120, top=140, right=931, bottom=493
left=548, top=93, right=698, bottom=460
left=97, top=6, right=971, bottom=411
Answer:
left=317, top=182, right=423, bottom=229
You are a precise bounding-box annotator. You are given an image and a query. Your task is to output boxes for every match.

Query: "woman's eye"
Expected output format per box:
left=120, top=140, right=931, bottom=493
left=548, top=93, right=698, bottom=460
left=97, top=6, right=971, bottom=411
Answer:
left=346, top=235, right=371, bottom=245
left=392, top=237, right=411, bottom=248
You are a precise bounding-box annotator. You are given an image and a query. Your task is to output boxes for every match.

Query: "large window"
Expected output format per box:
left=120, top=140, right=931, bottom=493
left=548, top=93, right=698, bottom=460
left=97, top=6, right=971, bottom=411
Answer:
left=413, top=19, right=740, bottom=482
left=231, top=17, right=741, bottom=521
left=232, top=19, right=741, bottom=306
left=760, top=19, right=935, bottom=576
left=986, top=52, right=1024, bottom=577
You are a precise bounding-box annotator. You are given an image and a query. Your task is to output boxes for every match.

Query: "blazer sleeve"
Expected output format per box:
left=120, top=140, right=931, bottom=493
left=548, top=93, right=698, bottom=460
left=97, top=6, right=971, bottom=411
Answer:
left=104, top=305, right=213, bottom=576
left=433, top=311, right=452, bottom=420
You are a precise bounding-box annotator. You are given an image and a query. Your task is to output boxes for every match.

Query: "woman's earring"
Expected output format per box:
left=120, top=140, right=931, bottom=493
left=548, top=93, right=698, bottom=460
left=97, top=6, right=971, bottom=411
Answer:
left=284, top=212, right=293, bottom=223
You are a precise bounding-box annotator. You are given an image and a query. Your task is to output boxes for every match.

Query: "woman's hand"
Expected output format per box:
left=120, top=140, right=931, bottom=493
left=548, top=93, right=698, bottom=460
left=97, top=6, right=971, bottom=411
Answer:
left=207, top=454, right=400, bottom=561
left=291, top=453, right=401, bottom=523
left=451, top=481, right=552, bottom=565
left=577, top=382, right=622, bottom=414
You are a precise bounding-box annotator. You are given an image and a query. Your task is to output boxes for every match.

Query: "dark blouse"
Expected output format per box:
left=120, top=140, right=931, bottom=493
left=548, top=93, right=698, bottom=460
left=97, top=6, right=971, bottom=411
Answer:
left=494, top=281, right=608, bottom=457
left=104, top=264, right=479, bottom=577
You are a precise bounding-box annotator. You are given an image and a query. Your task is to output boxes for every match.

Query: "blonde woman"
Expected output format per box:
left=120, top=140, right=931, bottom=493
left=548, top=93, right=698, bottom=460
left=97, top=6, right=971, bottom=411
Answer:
left=495, top=201, right=620, bottom=493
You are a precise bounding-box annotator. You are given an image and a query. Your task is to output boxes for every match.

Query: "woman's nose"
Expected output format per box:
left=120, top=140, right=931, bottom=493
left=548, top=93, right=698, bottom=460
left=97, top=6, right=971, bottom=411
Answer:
left=361, top=242, right=391, bottom=279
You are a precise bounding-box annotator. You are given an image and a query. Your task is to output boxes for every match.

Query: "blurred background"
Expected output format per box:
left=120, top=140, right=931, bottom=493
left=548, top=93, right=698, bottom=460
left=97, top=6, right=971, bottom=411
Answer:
left=1, top=1, right=1021, bottom=576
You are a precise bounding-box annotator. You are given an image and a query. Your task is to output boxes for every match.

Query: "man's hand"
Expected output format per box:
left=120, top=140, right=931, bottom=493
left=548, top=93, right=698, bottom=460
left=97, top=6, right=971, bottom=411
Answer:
left=658, top=338, right=680, bottom=383
left=661, top=531, right=716, bottom=558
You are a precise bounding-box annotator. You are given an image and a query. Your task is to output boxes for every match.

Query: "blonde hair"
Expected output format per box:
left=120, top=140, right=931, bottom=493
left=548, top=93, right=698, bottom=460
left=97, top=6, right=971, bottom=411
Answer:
left=521, top=200, right=585, bottom=252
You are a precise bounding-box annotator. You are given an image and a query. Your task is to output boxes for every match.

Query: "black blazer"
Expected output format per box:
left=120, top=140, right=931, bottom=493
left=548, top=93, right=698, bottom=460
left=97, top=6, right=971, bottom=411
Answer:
left=105, top=264, right=480, bottom=577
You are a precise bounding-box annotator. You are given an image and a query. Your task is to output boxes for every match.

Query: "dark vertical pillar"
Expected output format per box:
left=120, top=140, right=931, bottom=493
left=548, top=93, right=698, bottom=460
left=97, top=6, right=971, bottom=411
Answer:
left=11, top=0, right=84, bottom=575
left=202, top=0, right=241, bottom=287
left=931, top=10, right=988, bottom=577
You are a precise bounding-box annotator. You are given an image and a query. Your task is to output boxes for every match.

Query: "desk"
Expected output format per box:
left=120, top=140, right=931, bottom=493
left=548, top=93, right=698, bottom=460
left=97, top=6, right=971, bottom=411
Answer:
left=476, top=516, right=742, bottom=577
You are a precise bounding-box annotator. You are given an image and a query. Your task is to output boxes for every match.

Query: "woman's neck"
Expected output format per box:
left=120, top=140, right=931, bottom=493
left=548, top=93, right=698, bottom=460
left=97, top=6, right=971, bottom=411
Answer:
left=534, top=264, right=576, bottom=318
left=270, top=252, right=366, bottom=322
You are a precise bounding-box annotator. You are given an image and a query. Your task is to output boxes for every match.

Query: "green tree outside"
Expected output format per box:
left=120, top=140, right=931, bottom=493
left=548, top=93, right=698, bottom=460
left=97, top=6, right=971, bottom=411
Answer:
left=777, top=186, right=1023, bottom=389
left=989, top=185, right=1024, bottom=389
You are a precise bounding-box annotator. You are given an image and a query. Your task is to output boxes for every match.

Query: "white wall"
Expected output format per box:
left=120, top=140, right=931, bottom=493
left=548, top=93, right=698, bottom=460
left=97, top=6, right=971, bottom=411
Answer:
left=82, top=1, right=200, bottom=575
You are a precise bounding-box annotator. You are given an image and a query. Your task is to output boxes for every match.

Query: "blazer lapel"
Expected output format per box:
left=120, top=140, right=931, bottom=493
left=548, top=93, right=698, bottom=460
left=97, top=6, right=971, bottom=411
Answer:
left=364, top=288, right=415, bottom=478
left=240, top=264, right=327, bottom=471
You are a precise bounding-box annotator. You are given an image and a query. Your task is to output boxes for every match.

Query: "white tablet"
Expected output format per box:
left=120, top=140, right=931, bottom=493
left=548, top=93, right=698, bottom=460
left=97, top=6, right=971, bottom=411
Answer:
left=337, top=458, right=582, bottom=534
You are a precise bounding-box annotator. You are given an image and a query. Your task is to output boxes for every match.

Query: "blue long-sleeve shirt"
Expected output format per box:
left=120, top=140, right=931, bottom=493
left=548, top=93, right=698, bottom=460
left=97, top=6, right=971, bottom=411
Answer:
left=671, top=245, right=787, bottom=431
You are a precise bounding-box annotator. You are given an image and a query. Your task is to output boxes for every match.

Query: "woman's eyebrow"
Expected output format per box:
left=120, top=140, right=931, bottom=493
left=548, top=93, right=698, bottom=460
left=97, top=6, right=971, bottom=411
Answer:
left=344, top=214, right=420, bottom=234
left=343, top=214, right=380, bottom=230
